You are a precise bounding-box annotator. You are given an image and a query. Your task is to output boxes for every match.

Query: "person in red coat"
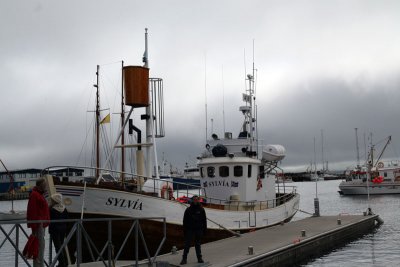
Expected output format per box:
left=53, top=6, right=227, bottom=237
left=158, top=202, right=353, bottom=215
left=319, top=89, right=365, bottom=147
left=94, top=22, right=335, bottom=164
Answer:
left=27, top=178, right=50, bottom=267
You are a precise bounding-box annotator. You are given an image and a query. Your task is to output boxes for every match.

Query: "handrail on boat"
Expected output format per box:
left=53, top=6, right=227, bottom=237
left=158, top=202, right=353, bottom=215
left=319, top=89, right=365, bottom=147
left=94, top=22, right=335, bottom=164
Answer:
left=41, top=165, right=204, bottom=189
left=178, top=186, right=297, bottom=211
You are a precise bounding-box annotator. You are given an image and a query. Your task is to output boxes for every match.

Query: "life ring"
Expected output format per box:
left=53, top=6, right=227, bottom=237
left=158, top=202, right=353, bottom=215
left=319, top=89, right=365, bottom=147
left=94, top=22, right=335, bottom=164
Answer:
left=161, top=183, right=174, bottom=200
left=377, top=162, right=384, bottom=169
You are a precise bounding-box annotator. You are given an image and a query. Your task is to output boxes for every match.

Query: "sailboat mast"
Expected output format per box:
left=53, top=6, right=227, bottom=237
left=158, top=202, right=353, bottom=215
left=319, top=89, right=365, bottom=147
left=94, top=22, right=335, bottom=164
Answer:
left=355, top=128, right=360, bottom=169
left=369, top=133, right=374, bottom=168
left=321, top=129, right=324, bottom=172
left=251, top=40, right=255, bottom=146
left=95, top=65, right=100, bottom=178
left=313, top=137, right=317, bottom=173
left=121, top=60, right=125, bottom=182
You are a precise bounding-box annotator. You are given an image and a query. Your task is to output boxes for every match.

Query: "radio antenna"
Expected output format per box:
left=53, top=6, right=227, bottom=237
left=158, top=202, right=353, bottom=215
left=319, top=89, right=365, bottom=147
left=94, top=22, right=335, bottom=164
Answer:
left=204, top=52, right=208, bottom=141
left=243, top=48, right=247, bottom=89
left=222, top=65, right=226, bottom=134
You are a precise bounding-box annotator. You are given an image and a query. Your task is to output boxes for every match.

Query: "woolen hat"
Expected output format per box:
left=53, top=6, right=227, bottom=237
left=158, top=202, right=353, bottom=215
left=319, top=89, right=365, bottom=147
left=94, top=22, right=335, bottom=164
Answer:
left=51, top=193, right=63, bottom=204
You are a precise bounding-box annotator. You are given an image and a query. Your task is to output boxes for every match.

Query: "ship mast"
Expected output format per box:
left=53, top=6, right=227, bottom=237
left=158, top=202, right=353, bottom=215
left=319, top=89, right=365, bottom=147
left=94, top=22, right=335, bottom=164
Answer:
left=120, top=60, right=125, bottom=182
left=95, top=65, right=100, bottom=178
left=355, top=128, right=360, bottom=169
left=97, top=29, right=155, bottom=185
left=143, top=28, right=153, bottom=180
left=246, top=40, right=256, bottom=155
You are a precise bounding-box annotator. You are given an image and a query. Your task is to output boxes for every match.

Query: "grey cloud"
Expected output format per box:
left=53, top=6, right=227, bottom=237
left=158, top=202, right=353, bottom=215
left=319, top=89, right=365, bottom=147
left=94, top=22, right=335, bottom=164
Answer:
left=2, top=1, right=400, bottom=173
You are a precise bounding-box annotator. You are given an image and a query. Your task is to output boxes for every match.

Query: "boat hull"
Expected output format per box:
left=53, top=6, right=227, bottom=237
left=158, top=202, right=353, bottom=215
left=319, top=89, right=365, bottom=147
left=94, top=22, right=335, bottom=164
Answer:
left=66, top=209, right=297, bottom=261
left=339, top=181, right=400, bottom=195
left=56, top=183, right=299, bottom=260
left=65, top=213, right=237, bottom=261
left=0, top=211, right=26, bottom=221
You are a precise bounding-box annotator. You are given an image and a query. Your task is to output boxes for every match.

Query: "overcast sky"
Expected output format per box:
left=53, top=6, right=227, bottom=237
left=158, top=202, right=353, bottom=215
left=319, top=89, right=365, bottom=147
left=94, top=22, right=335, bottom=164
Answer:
left=1, top=0, right=400, bottom=173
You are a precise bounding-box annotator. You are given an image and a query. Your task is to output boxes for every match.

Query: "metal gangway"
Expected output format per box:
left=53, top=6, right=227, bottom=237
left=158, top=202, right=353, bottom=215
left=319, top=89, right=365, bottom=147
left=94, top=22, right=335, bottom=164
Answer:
left=0, top=217, right=166, bottom=267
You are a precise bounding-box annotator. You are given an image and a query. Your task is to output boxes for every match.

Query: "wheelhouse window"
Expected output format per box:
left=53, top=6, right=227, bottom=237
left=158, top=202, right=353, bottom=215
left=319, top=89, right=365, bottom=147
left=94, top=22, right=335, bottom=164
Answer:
left=259, top=166, right=265, bottom=179
left=384, top=172, right=387, bottom=177
left=219, top=166, right=229, bottom=177
left=200, top=167, right=204, bottom=178
left=234, top=166, right=243, bottom=177
left=207, top=167, right=215, bottom=178
left=248, top=165, right=252, bottom=178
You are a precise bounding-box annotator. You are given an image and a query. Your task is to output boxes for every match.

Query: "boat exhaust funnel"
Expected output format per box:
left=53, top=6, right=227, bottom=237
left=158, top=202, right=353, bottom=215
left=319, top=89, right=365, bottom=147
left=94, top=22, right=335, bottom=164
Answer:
left=123, top=66, right=149, bottom=107
left=136, top=150, right=145, bottom=190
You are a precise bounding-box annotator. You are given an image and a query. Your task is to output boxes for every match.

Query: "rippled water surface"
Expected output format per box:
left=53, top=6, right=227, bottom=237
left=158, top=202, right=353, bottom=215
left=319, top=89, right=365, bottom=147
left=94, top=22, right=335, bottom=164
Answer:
left=0, top=199, right=50, bottom=266
left=293, top=180, right=400, bottom=267
left=1, top=180, right=399, bottom=266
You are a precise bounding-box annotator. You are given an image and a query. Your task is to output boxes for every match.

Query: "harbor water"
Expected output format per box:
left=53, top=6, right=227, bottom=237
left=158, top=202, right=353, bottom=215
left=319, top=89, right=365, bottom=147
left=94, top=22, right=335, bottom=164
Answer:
left=0, top=199, right=54, bottom=267
left=293, top=180, right=400, bottom=267
left=1, top=180, right=399, bottom=266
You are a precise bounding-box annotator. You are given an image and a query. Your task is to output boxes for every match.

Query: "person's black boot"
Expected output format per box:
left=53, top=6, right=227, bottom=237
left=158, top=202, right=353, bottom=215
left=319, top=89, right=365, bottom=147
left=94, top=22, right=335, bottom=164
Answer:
left=198, top=257, right=204, bottom=263
left=180, top=258, right=187, bottom=265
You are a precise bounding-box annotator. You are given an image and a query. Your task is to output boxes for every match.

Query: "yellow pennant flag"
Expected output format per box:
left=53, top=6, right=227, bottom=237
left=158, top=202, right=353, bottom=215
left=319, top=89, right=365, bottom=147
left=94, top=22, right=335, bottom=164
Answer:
left=100, top=113, right=110, bottom=124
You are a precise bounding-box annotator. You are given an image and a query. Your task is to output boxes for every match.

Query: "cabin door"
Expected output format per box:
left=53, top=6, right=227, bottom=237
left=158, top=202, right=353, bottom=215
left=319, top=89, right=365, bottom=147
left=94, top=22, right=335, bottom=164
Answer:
left=249, top=211, right=256, bottom=227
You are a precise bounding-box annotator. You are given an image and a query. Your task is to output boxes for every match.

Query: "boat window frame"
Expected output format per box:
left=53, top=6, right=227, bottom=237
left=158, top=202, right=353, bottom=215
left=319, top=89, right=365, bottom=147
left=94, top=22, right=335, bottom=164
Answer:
left=259, top=165, right=265, bottom=179
left=219, top=166, right=229, bottom=177
left=207, top=166, right=216, bottom=178
left=234, top=165, right=243, bottom=177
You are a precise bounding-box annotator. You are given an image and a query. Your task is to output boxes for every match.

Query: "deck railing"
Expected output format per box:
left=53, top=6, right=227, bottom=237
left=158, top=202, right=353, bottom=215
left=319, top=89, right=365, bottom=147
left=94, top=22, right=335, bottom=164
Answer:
left=42, top=165, right=297, bottom=211
left=194, top=188, right=298, bottom=211
left=0, top=217, right=166, bottom=267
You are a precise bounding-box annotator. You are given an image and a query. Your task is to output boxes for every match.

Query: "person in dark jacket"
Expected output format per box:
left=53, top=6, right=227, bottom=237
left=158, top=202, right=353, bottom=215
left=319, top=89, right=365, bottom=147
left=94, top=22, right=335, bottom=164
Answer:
left=49, top=193, right=69, bottom=267
left=180, top=195, right=207, bottom=265
left=27, top=178, right=50, bottom=267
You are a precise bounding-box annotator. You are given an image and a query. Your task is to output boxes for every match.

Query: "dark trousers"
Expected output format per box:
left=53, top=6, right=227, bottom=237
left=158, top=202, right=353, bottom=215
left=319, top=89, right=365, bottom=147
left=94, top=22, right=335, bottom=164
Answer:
left=183, top=229, right=203, bottom=259
left=51, top=233, right=68, bottom=267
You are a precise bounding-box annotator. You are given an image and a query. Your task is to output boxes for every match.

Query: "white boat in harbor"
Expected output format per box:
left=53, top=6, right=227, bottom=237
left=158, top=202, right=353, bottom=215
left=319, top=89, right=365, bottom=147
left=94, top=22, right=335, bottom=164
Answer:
left=275, top=173, right=293, bottom=183
left=339, top=135, right=400, bottom=195
left=0, top=210, right=26, bottom=221
left=322, top=172, right=340, bottom=180
left=339, top=162, right=400, bottom=195
left=42, top=30, right=299, bottom=260
left=160, top=162, right=201, bottom=189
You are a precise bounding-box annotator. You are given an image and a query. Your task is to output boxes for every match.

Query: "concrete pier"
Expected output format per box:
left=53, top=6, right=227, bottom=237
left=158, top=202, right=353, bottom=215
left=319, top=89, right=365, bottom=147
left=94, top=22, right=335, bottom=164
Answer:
left=153, top=214, right=381, bottom=267
left=76, top=214, right=381, bottom=267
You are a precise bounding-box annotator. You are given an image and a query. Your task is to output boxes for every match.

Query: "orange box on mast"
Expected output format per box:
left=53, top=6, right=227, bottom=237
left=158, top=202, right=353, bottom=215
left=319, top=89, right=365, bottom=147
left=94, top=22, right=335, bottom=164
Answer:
left=123, top=66, right=149, bottom=107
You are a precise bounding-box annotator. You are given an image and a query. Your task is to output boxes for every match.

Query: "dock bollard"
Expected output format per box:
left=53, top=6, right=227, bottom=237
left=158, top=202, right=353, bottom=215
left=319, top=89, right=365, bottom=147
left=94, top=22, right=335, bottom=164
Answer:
left=171, top=246, right=177, bottom=254
left=314, top=197, right=320, bottom=217
left=337, top=219, right=341, bottom=225
left=301, top=230, right=306, bottom=237
left=248, top=246, right=254, bottom=255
